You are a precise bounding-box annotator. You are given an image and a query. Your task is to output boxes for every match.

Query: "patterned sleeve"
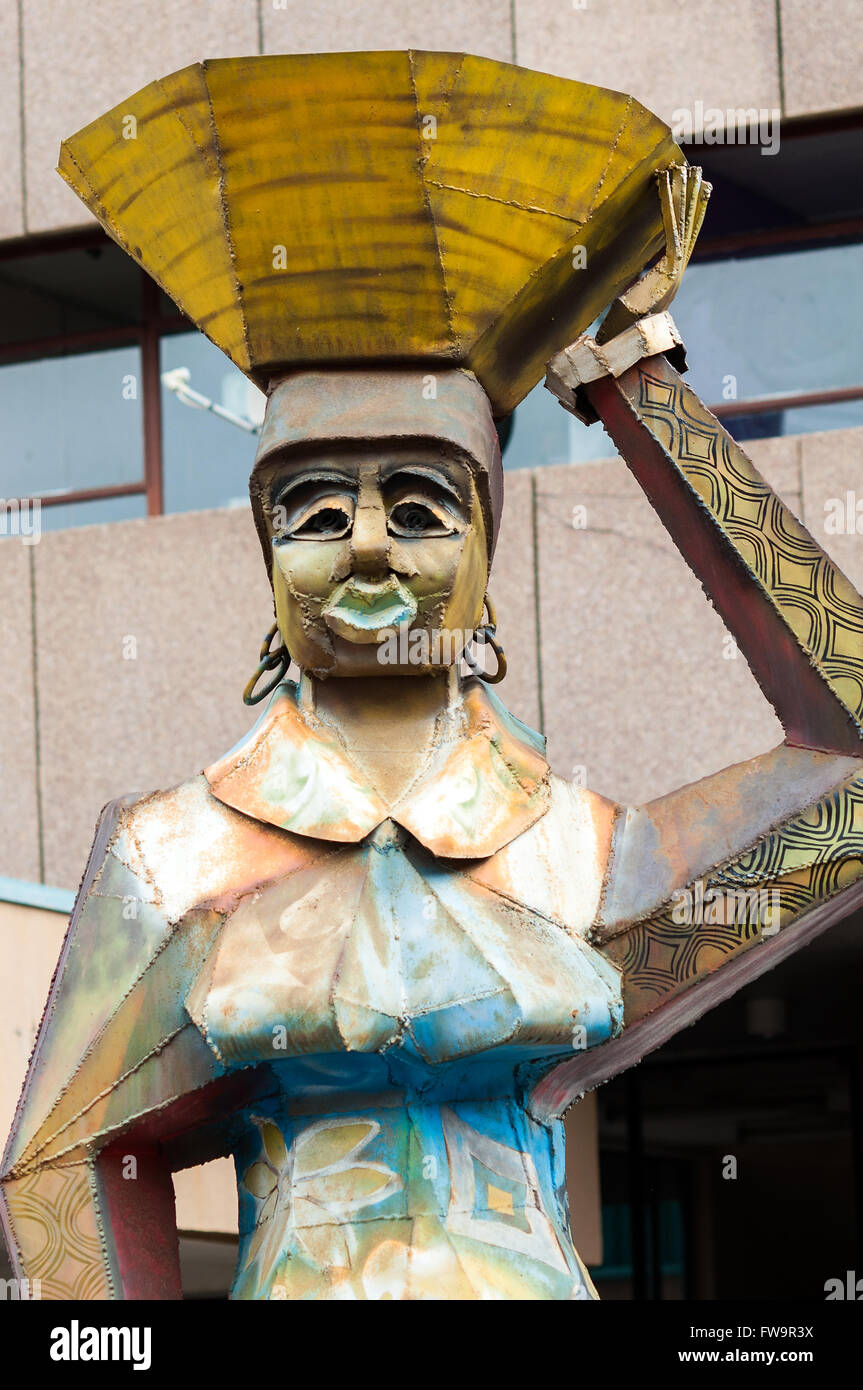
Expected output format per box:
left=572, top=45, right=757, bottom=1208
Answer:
left=0, top=800, right=230, bottom=1298
left=583, top=352, right=863, bottom=1027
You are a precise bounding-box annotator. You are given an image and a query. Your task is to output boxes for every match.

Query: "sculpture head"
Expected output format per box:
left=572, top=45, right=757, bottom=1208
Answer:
left=55, top=52, right=682, bottom=685
left=249, top=368, right=502, bottom=677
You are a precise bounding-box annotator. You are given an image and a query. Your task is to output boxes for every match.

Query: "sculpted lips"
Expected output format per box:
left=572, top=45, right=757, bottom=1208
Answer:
left=322, top=576, right=418, bottom=644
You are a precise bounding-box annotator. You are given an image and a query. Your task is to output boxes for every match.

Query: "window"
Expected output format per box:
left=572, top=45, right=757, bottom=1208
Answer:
left=3, top=117, right=863, bottom=525
left=0, top=231, right=259, bottom=531
left=503, top=233, right=863, bottom=472
left=160, top=333, right=263, bottom=516
left=504, top=118, right=863, bottom=470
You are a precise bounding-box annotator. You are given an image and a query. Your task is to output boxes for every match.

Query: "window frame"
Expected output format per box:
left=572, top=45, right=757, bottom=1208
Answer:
left=0, top=227, right=189, bottom=516
left=690, top=216, right=863, bottom=425
left=3, top=212, right=863, bottom=517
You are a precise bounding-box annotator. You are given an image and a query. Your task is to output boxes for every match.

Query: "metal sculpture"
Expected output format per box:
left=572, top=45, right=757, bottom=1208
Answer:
left=4, top=52, right=863, bottom=1301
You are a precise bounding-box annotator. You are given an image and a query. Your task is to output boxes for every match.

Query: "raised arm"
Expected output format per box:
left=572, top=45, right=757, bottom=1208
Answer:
left=589, top=341, right=863, bottom=939
left=531, top=170, right=863, bottom=1117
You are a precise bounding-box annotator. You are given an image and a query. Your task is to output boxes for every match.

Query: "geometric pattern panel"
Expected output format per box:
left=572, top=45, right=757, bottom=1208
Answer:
left=636, top=366, right=863, bottom=724
left=2, top=1162, right=111, bottom=1300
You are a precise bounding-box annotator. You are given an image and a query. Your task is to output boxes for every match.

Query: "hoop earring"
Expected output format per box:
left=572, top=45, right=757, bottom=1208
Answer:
left=463, top=593, right=507, bottom=685
left=243, top=622, right=292, bottom=705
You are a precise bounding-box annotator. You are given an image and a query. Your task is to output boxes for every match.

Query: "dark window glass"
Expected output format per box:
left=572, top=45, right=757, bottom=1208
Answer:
left=673, top=241, right=863, bottom=404
left=505, top=241, right=863, bottom=468
left=2, top=232, right=861, bottom=505
left=504, top=379, right=618, bottom=471
left=0, top=242, right=142, bottom=346
left=0, top=345, right=144, bottom=499
left=727, top=400, right=863, bottom=441
left=157, top=288, right=184, bottom=320
left=160, top=331, right=265, bottom=514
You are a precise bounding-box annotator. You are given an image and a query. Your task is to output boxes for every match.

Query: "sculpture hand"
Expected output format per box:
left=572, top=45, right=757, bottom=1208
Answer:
left=533, top=234, right=863, bottom=1118
left=597, top=163, right=711, bottom=341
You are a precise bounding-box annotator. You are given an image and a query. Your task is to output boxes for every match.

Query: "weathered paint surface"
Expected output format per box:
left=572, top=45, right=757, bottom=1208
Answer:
left=56, top=52, right=679, bottom=414
left=6, top=54, right=863, bottom=1304
left=1, top=678, right=622, bottom=1299
left=232, top=1090, right=595, bottom=1301
left=250, top=369, right=504, bottom=569
left=205, top=678, right=553, bottom=859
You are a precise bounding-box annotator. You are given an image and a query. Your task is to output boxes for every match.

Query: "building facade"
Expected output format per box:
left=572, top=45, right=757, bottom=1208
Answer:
left=2, top=0, right=863, bottom=1297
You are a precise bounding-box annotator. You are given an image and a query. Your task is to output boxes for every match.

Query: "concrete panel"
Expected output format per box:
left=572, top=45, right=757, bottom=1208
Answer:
left=0, top=2, right=24, bottom=240
left=262, top=1, right=513, bottom=62
left=174, top=1158, right=238, bottom=1236
left=535, top=454, right=786, bottom=809
left=35, top=507, right=274, bottom=889
left=780, top=0, right=863, bottom=117
left=800, top=426, right=863, bottom=591
left=0, top=539, right=40, bottom=882
left=33, top=486, right=539, bottom=890
left=489, top=468, right=540, bottom=732
left=22, top=0, right=260, bottom=233
left=0, top=901, right=67, bottom=1140
left=514, top=0, right=781, bottom=128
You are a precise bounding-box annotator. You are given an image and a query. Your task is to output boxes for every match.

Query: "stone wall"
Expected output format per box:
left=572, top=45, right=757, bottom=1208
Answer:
left=2, top=0, right=863, bottom=239
left=3, top=427, right=862, bottom=891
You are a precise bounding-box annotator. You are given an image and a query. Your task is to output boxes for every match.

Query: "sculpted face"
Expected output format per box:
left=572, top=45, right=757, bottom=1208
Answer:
left=258, top=443, right=489, bottom=676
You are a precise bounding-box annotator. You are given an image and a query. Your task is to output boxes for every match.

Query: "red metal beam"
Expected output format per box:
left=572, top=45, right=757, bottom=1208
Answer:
left=35, top=481, right=145, bottom=508
left=710, top=381, right=863, bottom=418
left=141, top=277, right=164, bottom=516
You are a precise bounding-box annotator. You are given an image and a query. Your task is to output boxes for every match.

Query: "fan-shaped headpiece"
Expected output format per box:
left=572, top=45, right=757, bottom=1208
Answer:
left=58, top=51, right=681, bottom=416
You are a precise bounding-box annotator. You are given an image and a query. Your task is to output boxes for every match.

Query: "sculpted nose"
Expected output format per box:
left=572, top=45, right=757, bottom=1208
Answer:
left=350, top=499, right=390, bottom=576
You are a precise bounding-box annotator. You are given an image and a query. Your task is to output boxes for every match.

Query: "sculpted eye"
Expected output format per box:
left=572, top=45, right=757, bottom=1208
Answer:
left=291, top=504, right=353, bottom=539
left=273, top=491, right=355, bottom=541
left=388, top=498, right=456, bottom=538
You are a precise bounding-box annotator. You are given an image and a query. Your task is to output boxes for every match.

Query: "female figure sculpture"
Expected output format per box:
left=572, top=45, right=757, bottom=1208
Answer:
left=4, top=52, right=863, bottom=1301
